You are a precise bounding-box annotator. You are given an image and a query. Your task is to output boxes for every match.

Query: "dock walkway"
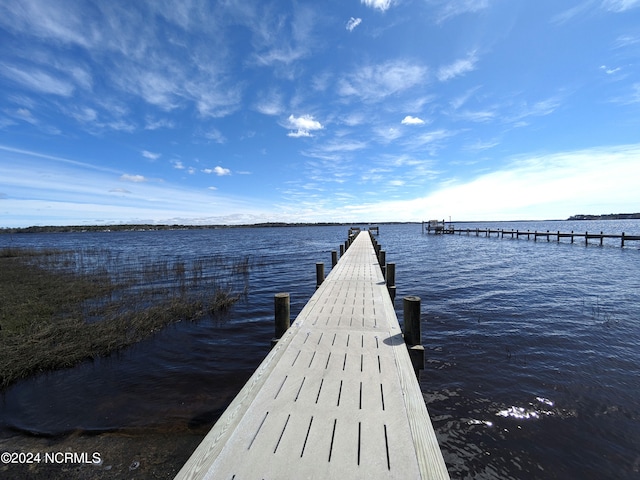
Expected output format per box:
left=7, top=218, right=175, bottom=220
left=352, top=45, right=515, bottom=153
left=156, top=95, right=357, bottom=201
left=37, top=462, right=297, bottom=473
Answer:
left=175, top=231, right=449, bottom=479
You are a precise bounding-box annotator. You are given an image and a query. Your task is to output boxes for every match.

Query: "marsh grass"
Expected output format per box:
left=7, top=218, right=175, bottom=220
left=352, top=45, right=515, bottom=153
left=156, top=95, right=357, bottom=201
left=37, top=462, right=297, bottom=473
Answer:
left=0, top=247, right=250, bottom=389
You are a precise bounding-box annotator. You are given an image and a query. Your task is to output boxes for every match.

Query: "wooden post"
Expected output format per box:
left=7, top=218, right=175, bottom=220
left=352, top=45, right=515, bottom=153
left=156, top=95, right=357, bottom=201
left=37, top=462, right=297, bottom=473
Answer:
left=585, top=231, right=588, bottom=246
left=557, top=230, right=560, bottom=242
left=316, top=262, right=324, bottom=289
left=272, top=293, right=290, bottom=348
left=331, top=250, right=338, bottom=268
left=571, top=231, right=574, bottom=244
left=547, top=230, right=550, bottom=242
left=622, top=232, right=625, bottom=247
left=386, top=262, right=396, bottom=303
left=340, top=244, right=345, bottom=256
left=600, top=231, right=604, bottom=246
left=403, top=296, right=424, bottom=377
left=379, top=250, right=386, bottom=278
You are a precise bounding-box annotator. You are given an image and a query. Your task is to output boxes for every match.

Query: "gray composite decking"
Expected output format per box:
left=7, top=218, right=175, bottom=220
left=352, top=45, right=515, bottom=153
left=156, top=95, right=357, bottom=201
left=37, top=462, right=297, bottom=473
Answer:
left=175, top=231, right=449, bottom=480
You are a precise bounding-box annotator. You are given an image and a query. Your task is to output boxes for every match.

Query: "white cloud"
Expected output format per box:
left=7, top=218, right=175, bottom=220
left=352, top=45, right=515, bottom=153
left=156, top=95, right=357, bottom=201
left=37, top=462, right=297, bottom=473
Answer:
left=173, top=161, right=185, bottom=170
left=437, top=52, right=478, bottom=82
left=361, top=0, right=392, bottom=11
left=401, top=115, right=425, bottom=125
left=120, top=174, right=147, bottom=183
left=346, top=17, right=362, bottom=32
left=141, top=150, right=161, bottom=160
left=339, top=60, right=428, bottom=102
left=320, top=144, right=640, bottom=222
left=202, top=166, right=232, bottom=176
left=287, top=114, right=323, bottom=137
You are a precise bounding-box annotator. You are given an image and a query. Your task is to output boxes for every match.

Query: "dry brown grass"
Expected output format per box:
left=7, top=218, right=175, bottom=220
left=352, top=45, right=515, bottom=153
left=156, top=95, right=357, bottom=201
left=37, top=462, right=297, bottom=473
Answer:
left=0, top=247, right=247, bottom=389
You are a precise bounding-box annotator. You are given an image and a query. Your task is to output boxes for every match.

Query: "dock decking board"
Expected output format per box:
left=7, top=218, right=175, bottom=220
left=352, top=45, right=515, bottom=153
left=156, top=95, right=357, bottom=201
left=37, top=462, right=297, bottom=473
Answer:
left=175, top=232, right=449, bottom=480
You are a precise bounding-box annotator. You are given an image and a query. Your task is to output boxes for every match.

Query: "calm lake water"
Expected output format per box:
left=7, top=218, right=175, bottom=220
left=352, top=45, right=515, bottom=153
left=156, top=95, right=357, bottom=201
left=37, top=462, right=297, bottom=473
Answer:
left=1, top=221, right=639, bottom=479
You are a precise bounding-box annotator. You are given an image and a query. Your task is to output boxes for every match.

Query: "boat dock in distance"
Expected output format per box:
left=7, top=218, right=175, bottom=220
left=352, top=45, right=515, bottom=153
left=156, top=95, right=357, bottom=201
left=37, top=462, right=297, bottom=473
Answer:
left=175, top=230, right=450, bottom=479
left=422, top=220, right=640, bottom=247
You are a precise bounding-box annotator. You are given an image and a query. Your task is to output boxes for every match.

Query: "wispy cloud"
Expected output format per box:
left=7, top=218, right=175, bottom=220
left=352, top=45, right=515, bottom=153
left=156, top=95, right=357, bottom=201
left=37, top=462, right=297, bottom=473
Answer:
left=456, top=109, right=496, bottom=122
left=601, top=0, right=640, bottom=12
left=203, top=128, right=227, bottom=144
left=141, top=150, right=161, bottom=161
left=550, top=2, right=596, bottom=25
left=255, top=89, right=285, bottom=116
left=120, top=174, right=147, bottom=183
left=346, top=17, right=362, bottom=32
left=361, top=0, right=393, bottom=12
left=599, top=65, right=621, bottom=75
left=430, top=0, right=491, bottom=23
left=437, top=52, right=479, bottom=82
left=0, top=64, right=75, bottom=96
left=338, top=60, right=428, bottom=102
left=508, top=96, right=563, bottom=124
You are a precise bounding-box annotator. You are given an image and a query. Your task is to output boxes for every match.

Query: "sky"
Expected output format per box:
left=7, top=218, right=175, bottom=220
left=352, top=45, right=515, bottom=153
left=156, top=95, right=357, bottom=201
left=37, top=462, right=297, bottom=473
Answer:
left=1, top=0, right=640, bottom=227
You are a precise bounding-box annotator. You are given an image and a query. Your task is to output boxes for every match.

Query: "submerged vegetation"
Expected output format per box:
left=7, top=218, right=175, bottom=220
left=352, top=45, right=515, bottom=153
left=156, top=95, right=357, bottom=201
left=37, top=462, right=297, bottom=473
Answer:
left=0, top=247, right=250, bottom=389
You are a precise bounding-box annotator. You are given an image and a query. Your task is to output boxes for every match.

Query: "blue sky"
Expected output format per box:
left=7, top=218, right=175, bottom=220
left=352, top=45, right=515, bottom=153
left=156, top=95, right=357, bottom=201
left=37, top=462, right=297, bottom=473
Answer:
left=1, top=0, right=639, bottom=227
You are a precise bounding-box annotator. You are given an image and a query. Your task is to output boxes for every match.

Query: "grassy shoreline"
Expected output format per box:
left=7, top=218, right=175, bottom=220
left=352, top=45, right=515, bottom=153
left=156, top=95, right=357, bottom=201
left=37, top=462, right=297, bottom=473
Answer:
left=0, top=247, right=246, bottom=389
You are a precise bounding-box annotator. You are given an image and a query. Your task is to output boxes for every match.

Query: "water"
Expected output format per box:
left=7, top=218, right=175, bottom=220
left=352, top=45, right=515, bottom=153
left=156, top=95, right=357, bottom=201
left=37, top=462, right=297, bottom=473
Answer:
left=1, top=222, right=639, bottom=478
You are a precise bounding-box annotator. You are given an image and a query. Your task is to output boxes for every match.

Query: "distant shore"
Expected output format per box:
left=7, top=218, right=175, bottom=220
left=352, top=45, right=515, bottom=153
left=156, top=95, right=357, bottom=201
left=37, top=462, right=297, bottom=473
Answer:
left=2, top=214, right=639, bottom=234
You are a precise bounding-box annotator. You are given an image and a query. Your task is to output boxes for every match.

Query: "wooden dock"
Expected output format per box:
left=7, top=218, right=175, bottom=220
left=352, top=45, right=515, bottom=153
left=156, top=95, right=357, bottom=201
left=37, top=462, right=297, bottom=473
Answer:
left=423, top=224, right=640, bottom=247
left=175, top=231, right=449, bottom=480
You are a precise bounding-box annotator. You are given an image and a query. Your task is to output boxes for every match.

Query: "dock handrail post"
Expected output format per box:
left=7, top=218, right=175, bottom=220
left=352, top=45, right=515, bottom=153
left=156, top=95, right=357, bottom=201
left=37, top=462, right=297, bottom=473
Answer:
left=272, top=292, right=290, bottom=348
left=403, top=296, right=424, bottom=378
left=331, top=250, right=338, bottom=268
left=379, top=250, right=386, bottom=278
left=340, top=244, right=345, bottom=256
left=316, top=262, right=325, bottom=289
left=386, top=262, right=396, bottom=303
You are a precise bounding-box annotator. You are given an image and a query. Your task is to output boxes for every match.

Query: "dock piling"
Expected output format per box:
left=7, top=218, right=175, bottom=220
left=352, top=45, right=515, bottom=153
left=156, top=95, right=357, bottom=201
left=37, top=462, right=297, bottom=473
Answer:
left=316, top=262, right=324, bottom=289
left=331, top=250, right=337, bottom=268
left=403, top=296, right=425, bottom=378
left=386, top=262, right=396, bottom=302
left=272, top=292, right=290, bottom=348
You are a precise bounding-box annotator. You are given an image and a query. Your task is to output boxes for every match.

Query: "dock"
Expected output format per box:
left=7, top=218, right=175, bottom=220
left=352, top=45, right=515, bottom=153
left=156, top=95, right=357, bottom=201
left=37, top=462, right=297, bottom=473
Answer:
left=423, top=223, right=640, bottom=247
left=175, top=231, right=449, bottom=480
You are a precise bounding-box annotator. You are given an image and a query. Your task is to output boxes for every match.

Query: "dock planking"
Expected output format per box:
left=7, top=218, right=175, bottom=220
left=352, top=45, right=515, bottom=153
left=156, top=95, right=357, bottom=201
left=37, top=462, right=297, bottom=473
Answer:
left=175, top=231, right=449, bottom=480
